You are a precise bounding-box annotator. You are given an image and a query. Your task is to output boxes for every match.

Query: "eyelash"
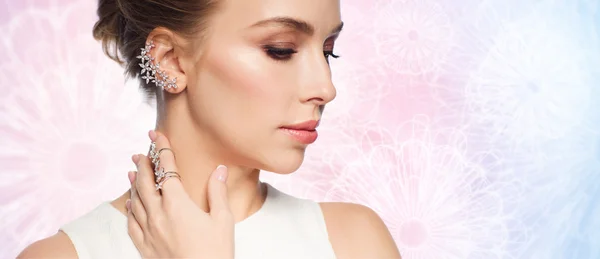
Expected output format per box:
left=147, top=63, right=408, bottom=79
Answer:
left=264, top=46, right=340, bottom=62
left=324, top=51, right=340, bottom=60
left=265, top=47, right=297, bottom=61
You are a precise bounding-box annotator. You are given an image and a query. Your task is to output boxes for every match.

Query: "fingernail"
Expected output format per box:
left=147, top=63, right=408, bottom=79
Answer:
left=126, top=199, right=131, bottom=211
left=149, top=130, right=157, bottom=141
left=132, top=154, right=142, bottom=166
left=128, top=171, right=135, bottom=183
left=216, top=165, right=228, bottom=182
left=131, top=154, right=140, bottom=165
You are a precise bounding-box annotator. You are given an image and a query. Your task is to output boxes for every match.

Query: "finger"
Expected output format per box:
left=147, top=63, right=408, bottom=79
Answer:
left=151, top=130, right=186, bottom=202
left=126, top=199, right=145, bottom=249
left=128, top=170, right=136, bottom=184
left=208, top=165, right=232, bottom=221
left=134, top=153, right=161, bottom=213
left=128, top=167, right=148, bottom=231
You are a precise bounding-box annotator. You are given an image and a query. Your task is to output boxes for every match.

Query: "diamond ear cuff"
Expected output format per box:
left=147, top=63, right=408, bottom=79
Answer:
left=136, top=41, right=178, bottom=90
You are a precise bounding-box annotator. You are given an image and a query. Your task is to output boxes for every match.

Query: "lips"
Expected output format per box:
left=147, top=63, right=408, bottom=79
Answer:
left=280, top=120, right=320, bottom=131
left=279, top=120, right=320, bottom=144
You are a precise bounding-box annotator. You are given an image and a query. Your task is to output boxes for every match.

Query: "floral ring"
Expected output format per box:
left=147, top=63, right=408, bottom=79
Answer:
left=155, top=170, right=181, bottom=191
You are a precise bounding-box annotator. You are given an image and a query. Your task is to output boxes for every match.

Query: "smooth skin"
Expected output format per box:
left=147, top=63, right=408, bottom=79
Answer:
left=19, top=131, right=401, bottom=258
left=18, top=0, right=401, bottom=257
left=124, top=131, right=235, bottom=258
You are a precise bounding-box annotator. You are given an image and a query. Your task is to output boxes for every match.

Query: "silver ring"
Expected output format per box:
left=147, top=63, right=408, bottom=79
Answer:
left=157, top=148, right=175, bottom=160
left=154, top=167, right=165, bottom=180
left=155, top=172, right=181, bottom=191
left=149, top=142, right=160, bottom=166
left=149, top=145, right=176, bottom=171
left=149, top=142, right=158, bottom=158
left=155, top=167, right=180, bottom=183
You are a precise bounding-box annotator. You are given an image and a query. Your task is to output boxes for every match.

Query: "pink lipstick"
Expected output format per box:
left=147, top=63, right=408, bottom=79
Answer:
left=279, top=120, right=320, bottom=144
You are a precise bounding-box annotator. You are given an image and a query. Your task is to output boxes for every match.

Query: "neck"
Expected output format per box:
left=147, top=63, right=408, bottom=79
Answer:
left=155, top=97, right=266, bottom=223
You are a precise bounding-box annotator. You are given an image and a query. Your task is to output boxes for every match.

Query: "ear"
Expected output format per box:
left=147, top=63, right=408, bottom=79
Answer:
left=144, top=29, right=187, bottom=94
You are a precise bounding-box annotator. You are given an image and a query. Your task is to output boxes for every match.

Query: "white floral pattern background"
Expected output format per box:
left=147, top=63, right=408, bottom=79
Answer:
left=1, top=0, right=600, bottom=258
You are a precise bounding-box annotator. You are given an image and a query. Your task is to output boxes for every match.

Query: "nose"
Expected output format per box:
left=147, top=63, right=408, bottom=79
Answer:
left=299, top=50, right=337, bottom=106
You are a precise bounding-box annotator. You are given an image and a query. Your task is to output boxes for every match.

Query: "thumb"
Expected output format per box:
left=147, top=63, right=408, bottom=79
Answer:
left=208, top=165, right=232, bottom=220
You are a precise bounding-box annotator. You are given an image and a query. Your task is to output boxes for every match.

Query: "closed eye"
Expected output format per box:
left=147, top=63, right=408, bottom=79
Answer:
left=264, top=46, right=297, bottom=61
left=324, top=50, right=340, bottom=63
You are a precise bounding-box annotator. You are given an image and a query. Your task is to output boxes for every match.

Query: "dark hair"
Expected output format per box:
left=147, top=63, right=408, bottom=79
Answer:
left=92, top=0, right=219, bottom=99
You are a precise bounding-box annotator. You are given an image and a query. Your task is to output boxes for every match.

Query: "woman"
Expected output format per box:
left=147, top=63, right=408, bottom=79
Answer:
left=18, top=0, right=401, bottom=258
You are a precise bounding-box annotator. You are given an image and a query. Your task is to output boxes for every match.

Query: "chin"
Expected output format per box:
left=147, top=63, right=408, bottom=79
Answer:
left=258, top=148, right=307, bottom=175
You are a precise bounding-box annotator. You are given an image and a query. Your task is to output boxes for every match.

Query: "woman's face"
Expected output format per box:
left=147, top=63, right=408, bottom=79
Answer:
left=183, top=0, right=342, bottom=174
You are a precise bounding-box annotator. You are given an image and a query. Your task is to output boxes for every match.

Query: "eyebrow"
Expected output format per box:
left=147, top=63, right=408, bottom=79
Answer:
left=249, top=17, right=344, bottom=36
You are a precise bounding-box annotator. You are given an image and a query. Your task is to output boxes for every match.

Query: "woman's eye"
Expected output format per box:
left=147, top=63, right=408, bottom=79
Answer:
left=265, top=47, right=297, bottom=61
left=324, top=51, right=340, bottom=62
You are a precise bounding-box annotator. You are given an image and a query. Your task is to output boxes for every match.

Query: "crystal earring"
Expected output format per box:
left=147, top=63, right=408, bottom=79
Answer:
left=136, top=41, right=178, bottom=90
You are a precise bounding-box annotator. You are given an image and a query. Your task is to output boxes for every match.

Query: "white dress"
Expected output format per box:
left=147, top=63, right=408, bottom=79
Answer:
left=60, top=182, right=337, bottom=259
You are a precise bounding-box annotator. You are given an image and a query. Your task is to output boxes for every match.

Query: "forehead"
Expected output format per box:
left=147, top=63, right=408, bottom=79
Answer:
left=213, top=0, right=341, bottom=36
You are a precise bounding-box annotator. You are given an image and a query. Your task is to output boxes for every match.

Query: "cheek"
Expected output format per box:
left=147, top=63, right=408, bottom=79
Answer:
left=200, top=46, right=290, bottom=130
left=209, top=48, right=276, bottom=98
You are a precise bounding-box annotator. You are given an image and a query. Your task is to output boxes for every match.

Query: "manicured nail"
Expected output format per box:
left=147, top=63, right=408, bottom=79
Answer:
left=216, top=165, right=228, bottom=182
left=149, top=130, right=157, bottom=141
left=128, top=171, right=135, bottom=183
left=126, top=199, right=131, bottom=211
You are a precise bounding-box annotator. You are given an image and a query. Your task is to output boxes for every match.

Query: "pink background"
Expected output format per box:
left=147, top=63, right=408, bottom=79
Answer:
left=2, top=0, right=600, bottom=258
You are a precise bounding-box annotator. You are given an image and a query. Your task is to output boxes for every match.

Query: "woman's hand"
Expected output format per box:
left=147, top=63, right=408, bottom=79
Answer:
left=126, top=130, right=234, bottom=259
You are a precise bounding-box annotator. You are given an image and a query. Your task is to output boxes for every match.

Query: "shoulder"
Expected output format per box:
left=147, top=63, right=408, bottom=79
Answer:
left=17, top=231, right=78, bottom=258
left=319, top=202, right=401, bottom=259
